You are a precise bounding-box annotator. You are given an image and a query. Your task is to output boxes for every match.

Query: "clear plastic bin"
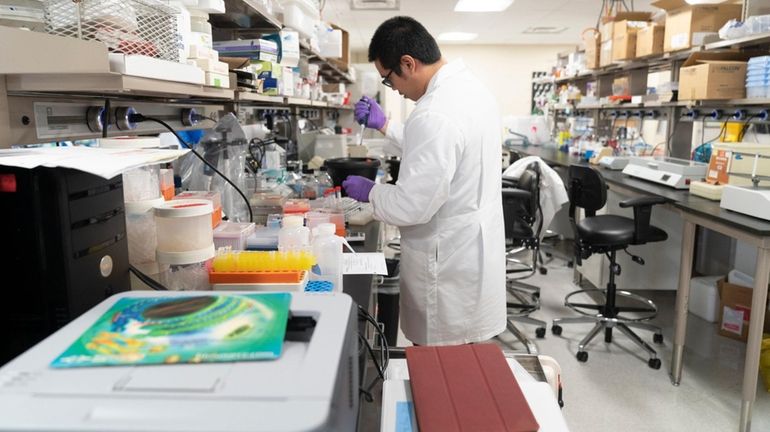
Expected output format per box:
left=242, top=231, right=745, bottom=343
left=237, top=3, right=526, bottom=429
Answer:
left=122, top=165, right=161, bottom=202
left=747, top=84, right=769, bottom=99
left=749, top=55, right=770, bottom=63
left=173, top=190, right=222, bottom=227
left=125, top=197, right=165, bottom=266
left=747, top=15, right=770, bottom=35
left=214, top=221, right=256, bottom=250
left=154, top=199, right=214, bottom=253
left=251, top=192, right=287, bottom=225
left=157, top=246, right=214, bottom=291
left=246, top=227, right=280, bottom=250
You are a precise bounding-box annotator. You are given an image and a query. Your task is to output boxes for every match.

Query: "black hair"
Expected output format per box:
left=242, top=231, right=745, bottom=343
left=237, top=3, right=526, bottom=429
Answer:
left=368, top=16, right=442, bottom=76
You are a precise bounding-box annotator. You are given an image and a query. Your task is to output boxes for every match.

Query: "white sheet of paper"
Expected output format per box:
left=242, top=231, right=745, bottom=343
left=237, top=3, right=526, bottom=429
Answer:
left=343, top=252, right=388, bottom=275
left=0, top=147, right=188, bottom=179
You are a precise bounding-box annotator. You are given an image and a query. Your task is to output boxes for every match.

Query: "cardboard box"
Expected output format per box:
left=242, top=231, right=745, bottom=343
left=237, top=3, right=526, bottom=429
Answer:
left=600, top=11, right=652, bottom=42
left=717, top=278, right=770, bottom=342
left=600, top=40, right=613, bottom=67
left=612, top=20, right=645, bottom=61
left=652, top=0, right=742, bottom=52
left=678, top=52, right=749, bottom=100
left=636, top=24, right=665, bottom=57
left=583, top=30, right=601, bottom=69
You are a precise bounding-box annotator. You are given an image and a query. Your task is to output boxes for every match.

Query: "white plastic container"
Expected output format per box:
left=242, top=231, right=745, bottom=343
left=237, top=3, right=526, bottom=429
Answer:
left=154, top=199, right=214, bottom=253
left=125, top=197, right=165, bottom=266
left=213, top=221, right=256, bottom=250
left=278, top=215, right=310, bottom=251
left=280, top=0, right=320, bottom=39
left=157, top=246, right=215, bottom=291
left=318, top=27, right=342, bottom=59
left=311, top=223, right=343, bottom=292
left=688, top=275, right=723, bottom=323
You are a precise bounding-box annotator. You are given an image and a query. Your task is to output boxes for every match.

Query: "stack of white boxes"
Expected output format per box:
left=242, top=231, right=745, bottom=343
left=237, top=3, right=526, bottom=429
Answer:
left=188, top=45, right=230, bottom=88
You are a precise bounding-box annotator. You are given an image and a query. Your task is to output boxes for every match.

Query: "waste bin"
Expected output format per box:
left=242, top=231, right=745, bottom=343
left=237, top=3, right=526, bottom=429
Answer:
left=376, top=258, right=401, bottom=346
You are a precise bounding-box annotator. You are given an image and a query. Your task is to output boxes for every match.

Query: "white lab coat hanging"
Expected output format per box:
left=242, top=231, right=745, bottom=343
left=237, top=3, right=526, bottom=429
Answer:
left=369, top=59, right=507, bottom=346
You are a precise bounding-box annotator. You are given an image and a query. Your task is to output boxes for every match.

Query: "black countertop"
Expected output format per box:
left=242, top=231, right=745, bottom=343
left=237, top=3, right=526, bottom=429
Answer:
left=511, top=145, right=770, bottom=236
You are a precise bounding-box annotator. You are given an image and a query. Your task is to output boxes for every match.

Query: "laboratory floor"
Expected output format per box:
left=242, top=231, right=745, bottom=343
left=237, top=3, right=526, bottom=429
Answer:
left=363, top=261, right=770, bottom=432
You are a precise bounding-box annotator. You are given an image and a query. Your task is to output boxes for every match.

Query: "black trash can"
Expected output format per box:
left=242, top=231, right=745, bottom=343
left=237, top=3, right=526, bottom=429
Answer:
left=324, top=157, right=381, bottom=196
left=376, top=258, right=401, bottom=347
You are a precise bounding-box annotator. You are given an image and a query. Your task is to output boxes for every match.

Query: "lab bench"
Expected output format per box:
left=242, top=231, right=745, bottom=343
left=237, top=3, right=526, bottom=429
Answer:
left=512, top=144, right=770, bottom=432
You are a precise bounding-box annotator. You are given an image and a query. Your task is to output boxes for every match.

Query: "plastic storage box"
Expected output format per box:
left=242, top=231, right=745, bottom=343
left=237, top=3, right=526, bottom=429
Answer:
left=173, top=190, right=222, bottom=227
left=213, top=221, right=256, bottom=250
left=246, top=227, right=280, bottom=250
left=122, top=165, right=162, bottom=202
left=250, top=192, right=286, bottom=225
left=688, top=275, right=723, bottom=323
left=154, top=199, right=214, bottom=253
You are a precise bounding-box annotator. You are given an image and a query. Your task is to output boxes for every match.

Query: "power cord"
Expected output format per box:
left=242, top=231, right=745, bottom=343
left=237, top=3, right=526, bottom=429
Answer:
left=357, top=304, right=390, bottom=402
left=131, top=114, right=254, bottom=223
left=129, top=265, right=169, bottom=290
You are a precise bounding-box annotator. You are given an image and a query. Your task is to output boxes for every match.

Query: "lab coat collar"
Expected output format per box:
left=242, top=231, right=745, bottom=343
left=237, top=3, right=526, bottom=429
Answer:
left=417, top=59, right=466, bottom=104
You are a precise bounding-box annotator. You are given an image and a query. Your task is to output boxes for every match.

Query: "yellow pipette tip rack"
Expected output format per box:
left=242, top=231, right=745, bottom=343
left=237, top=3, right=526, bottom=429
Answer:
left=212, top=249, right=316, bottom=273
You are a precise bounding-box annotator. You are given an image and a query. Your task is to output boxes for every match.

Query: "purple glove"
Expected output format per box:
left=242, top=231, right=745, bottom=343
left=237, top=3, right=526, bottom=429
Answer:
left=342, top=175, right=375, bottom=202
left=354, top=96, right=386, bottom=130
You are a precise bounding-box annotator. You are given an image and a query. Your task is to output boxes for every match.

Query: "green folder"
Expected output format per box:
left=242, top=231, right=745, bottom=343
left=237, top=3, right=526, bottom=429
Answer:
left=51, top=293, right=292, bottom=368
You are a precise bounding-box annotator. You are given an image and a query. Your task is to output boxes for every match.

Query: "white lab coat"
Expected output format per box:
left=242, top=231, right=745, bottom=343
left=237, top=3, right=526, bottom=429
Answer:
left=369, top=59, right=507, bottom=346
left=503, top=156, right=570, bottom=237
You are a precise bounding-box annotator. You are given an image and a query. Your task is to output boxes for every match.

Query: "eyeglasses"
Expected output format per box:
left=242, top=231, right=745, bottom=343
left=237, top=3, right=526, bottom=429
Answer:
left=381, top=70, right=394, bottom=88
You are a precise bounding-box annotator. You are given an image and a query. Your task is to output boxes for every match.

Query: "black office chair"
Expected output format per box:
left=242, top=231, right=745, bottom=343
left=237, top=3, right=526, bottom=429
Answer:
left=502, top=164, right=547, bottom=354
left=551, top=165, right=667, bottom=369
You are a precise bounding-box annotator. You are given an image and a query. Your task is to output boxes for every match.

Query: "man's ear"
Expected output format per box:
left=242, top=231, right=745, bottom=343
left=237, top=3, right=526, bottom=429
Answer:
left=400, top=55, right=416, bottom=74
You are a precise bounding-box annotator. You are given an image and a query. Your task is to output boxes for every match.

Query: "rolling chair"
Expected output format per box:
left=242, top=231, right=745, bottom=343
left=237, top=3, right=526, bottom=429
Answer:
left=551, top=165, right=667, bottom=369
left=502, top=164, right=548, bottom=354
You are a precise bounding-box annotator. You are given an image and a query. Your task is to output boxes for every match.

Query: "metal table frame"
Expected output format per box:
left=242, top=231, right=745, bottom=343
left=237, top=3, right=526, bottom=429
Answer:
left=509, top=145, right=770, bottom=431
left=671, top=210, right=770, bottom=432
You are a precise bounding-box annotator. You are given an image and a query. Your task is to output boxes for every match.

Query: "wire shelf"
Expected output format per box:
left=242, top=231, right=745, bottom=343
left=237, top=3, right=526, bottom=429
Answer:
left=44, top=0, right=180, bottom=62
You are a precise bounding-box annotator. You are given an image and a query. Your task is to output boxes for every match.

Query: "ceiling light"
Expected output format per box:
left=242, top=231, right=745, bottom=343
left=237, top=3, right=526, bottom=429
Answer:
left=454, top=0, right=514, bottom=12
left=522, top=26, right=567, bottom=34
left=350, top=0, right=399, bottom=10
left=437, top=32, right=479, bottom=41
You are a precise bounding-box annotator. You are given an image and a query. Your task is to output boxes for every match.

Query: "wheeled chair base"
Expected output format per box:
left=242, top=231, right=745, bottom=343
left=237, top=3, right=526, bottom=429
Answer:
left=551, top=315, right=664, bottom=369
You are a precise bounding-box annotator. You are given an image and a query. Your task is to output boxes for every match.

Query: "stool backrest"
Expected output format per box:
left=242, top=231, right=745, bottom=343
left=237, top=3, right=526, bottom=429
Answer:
left=568, top=165, right=607, bottom=218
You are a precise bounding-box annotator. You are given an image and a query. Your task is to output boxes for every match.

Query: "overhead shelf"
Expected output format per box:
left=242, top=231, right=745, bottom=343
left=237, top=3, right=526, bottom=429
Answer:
left=299, top=41, right=354, bottom=84
left=6, top=74, right=234, bottom=101
left=235, top=91, right=285, bottom=104
left=210, top=0, right=282, bottom=31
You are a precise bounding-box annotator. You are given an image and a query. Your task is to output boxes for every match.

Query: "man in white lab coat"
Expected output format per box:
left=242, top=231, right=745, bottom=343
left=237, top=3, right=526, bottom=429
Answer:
left=342, top=16, right=506, bottom=346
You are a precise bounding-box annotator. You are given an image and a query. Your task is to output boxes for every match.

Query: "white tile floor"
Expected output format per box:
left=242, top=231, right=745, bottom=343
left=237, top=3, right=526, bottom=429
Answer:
left=385, top=221, right=770, bottom=432
left=490, top=263, right=770, bottom=432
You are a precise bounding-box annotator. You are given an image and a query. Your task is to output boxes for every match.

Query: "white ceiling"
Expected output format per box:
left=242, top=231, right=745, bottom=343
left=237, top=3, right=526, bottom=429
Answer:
left=320, top=0, right=658, bottom=51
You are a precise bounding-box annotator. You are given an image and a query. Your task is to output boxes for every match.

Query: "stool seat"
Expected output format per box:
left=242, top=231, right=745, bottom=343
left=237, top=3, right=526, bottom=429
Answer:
left=577, top=215, right=668, bottom=247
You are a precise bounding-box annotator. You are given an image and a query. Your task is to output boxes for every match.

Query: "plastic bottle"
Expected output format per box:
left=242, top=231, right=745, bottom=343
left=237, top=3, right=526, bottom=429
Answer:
left=278, top=215, right=310, bottom=251
left=284, top=166, right=303, bottom=198
left=315, top=166, right=334, bottom=198
left=311, top=223, right=344, bottom=292
left=301, top=168, right=319, bottom=199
